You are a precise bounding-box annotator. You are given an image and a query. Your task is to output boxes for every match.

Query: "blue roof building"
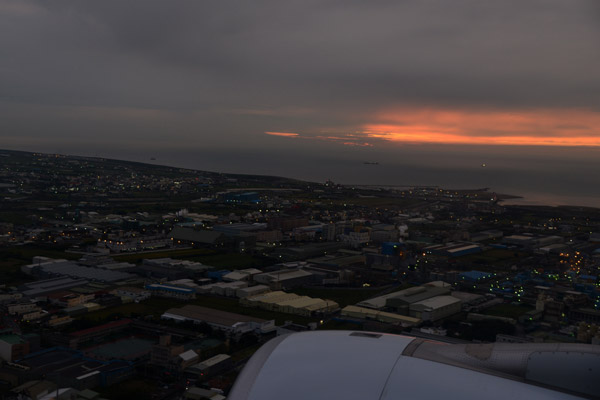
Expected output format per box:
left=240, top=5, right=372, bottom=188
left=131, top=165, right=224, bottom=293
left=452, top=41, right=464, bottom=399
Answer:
left=459, top=270, right=494, bottom=282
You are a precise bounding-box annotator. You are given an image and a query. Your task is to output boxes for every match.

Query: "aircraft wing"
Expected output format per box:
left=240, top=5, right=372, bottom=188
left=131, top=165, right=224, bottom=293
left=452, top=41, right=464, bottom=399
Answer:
left=228, top=331, right=599, bottom=400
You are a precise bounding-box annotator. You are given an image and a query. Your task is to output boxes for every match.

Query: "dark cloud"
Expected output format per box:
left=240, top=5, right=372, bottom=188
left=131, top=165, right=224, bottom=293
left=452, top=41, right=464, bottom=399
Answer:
left=1, top=0, right=599, bottom=152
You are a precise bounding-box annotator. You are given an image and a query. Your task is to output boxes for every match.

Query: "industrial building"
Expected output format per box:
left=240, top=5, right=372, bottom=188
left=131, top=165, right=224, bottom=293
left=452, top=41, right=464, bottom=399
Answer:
left=340, top=305, right=421, bottom=327
left=169, top=227, right=227, bottom=247
left=84, top=337, right=155, bottom=362
left=409, top=295, right=462, bottom=321
left=197, top=281, right=248, bottom=297
left=271, top=242, right=345, bottom=261
left=213, top=223, right=265, bottom=236
left=161, top=305, right=275, bottom=335
left=221, top=191, right=260, bottom=204
left=503, top=234, right=563, bottom=248
left=10, top=347, right=134, bottom=390
left=307, top=251, right=365, bottom=269
left=470, top=229, right=503, bottom=242
left=47, top=292, right=94, bottom=308
left=222, top=268, right=262, bottom=282
left=240, top=291, right=297, bottom=310
left=424, top=242, right=483, bottom=257
left=459, top=270, right=495, bottom=282
left=136, top=258, right=213, bottom=280
left=357, top=282, right=450, bottom=311
left=22, top=258, right=135, bottom=283
left=20, top=277, right=90, bottom=299
left=253, top=269, right=314, bottom=289
left=240, top=291, right=339, bottom=316
left=356, top=291, right=411, bottom=310
left=0, top=334, right=31, bottom=361
left=111, top=286, right=151, bottom=302
left=187, top=354, right=232, bottom=380
left=145, top=284, right=196, bottom=300
left=236, top=285, right=270, bottom=299
left=385, top=285, right=452, bottom=314
left=66, top=319, right=132, bottom=349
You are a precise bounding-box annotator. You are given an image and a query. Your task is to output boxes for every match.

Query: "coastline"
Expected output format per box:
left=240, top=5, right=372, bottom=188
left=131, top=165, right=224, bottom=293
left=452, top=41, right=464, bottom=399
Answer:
left=499, top=193, right=600, bottom=209
left=2, top=147, right=598, bottom=211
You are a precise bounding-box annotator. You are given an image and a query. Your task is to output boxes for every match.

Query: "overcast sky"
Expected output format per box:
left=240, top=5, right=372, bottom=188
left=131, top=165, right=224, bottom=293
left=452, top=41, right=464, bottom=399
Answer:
left=1, top=0, right=600, bottom=159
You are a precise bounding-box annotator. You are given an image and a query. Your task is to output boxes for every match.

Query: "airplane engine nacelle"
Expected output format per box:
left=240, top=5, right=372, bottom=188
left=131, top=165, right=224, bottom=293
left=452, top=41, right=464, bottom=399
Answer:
left=229, top=331, right=600, bottom=400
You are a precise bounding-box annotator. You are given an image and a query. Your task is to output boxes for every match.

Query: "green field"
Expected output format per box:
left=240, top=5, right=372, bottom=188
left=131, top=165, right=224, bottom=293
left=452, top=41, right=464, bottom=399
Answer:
left=0, top=260, right=31, bottom=285
left=0, top=211, right=33, bottom=225
left=482, top=303, right=534, bottom=319
left=320, top=319, right=363, bottom=331
left=97, top=379, right=159, bottom=400
left=459, top=249, right=526, bottom=269
left=230, top=343, right=263, bottom=362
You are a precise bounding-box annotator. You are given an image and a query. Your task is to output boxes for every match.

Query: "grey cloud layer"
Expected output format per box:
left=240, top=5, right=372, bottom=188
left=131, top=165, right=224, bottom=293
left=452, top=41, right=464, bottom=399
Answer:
left=1, top=0, right=599, bottom=150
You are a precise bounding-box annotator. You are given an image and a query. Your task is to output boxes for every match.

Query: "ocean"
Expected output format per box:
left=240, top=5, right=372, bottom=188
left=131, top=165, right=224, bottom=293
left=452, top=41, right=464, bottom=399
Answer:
left=42, top=143, right=600, bottom=208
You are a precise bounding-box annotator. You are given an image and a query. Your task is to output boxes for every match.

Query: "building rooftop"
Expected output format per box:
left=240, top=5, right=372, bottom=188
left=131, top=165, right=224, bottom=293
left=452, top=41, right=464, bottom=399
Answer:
left=21, top=277, right=90, bottom=297
left=179, top=349, right=198, bottom=362
left=197, top=353, right=230, bottom=368
left=85, top=337, right=154, bottom=360
left=146, top=283, right=195, bottom=293
left=163, top=305, right=267, bottom=328
left=358, top=285, right=450, bottom=310
left=169, top=227, right=225, bottom=244
left=33, top=260, right=134, bottom=282
left=411, top=295, right=462, bottom=310
left=0, top=334, right=25, bottom=344
left=70, top=318, right=132, bottom=337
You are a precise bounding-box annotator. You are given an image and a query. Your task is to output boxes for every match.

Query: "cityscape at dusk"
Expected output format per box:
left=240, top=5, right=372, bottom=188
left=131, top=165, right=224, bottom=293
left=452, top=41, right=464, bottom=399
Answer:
left=0, top=1, right=599, bottom=399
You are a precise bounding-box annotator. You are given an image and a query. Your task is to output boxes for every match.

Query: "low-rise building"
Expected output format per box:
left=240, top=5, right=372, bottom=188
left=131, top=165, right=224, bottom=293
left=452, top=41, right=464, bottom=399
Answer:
left=187, top=354, right=232, bottom=380
left=0, top=334, right=30, bottom=361
left=145, top=284, right=196, bottom=300
left=20, top=277, right=90, bottom=299
left=357, top=283, right=451, bottom=312
left=198, top=281, right=248, bottom=297
left=21, top=310, right=47, bottom=322
left=48, top=292, right=95, bottom=308
left=47, top=315, right=73, bottom=327
left=0, top=292, right=23, bottom=304
left=66, top=319, right=132, bottom=349
left=222, top=268, right=263, bottom=283
left=236, top=285, right=270, bottom=299
left=253, top=269, right=314, bottom=289
left=161, top=305, right=274, bottom=335
left=112, top=286, right=151, bottom=302
left=240, top=291, right=339, bottom=316
left=409, top=296, right=462, bottom=321
left=7, top=302, right=40, bottom=315
left=341, top=305, right=421, bottom=327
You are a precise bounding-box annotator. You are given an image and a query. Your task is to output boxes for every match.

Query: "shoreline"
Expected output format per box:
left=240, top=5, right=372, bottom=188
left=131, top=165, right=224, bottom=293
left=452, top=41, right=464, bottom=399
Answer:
left=499, top=195, right=600, bottom=210
left=2, top=148, right=598, bottom=211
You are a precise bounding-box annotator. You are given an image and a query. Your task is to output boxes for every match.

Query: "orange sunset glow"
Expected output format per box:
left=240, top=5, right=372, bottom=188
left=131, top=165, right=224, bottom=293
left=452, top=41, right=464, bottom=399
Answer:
left=265, top=131, right=299, bottom=137
left=361, top=107, right=600, bottom=146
